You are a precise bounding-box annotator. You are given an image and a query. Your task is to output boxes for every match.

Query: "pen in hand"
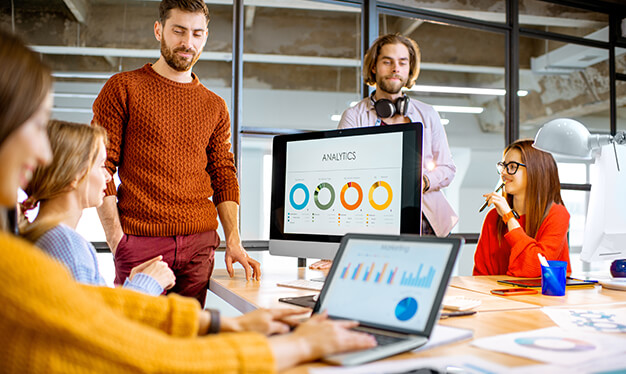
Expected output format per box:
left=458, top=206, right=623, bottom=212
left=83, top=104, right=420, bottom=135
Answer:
left=479, top=183, right=504, bottom=213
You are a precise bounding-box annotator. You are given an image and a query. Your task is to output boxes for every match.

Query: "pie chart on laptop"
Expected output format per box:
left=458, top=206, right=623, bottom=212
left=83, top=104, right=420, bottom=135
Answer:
left=395, top=297, right=418, bottom=321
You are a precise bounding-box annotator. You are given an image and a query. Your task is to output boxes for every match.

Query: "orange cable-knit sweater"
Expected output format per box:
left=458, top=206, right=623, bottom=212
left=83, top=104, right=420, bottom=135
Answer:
left=473, top=203, right=571, bottom=278
left=92, top=64, right=239, bottom=237
left=0, top=233, right=274, bottom=373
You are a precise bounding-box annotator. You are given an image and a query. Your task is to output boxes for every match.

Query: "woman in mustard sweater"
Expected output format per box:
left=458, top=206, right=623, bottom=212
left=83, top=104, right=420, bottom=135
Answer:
left=0, top=28, right=375, bottom=373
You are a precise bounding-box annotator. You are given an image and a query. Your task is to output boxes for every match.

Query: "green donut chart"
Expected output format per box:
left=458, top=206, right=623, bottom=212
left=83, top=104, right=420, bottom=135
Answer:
left=314, top=182, right=335, bottom=210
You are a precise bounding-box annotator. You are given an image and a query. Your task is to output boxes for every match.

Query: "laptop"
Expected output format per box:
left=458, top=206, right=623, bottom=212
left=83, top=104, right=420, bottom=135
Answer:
left=312, top=233, right=463, bottom=366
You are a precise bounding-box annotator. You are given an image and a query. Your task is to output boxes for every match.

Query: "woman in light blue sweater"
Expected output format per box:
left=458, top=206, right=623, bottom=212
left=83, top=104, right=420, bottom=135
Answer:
left=21, top=120, right=175, bottom=295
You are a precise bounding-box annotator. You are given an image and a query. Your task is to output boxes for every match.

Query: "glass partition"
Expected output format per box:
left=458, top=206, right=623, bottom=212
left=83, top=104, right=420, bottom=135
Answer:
left=382, top=0, right=506, bottom=24
left=239, top=1, right=361, bottom=240
left=519, top=0, right=608, bottom=41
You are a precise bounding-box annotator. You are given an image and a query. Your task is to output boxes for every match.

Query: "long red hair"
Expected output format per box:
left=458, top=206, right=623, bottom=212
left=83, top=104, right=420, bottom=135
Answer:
left=497, top=139, right=564, bottom=241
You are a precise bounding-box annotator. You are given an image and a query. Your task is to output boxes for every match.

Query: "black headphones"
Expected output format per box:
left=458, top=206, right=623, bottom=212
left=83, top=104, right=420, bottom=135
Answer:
left=370, top=90, right=410, bottom=119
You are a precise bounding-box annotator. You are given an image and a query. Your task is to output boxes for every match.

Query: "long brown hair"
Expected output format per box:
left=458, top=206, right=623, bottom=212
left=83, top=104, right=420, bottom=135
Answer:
left=497, top=139, right=564, bottom=241
left=20, top=121, right=108, bottom=242
left=363, top=33, right=421, bottom=89
left=0, top=28, right=52, bottom=232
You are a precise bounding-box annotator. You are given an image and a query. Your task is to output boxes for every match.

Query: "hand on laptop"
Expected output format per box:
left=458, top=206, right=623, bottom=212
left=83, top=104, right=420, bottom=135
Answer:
left=221, top=308, right=306, bottom=335
left=268, top=311, right=377, bottom=371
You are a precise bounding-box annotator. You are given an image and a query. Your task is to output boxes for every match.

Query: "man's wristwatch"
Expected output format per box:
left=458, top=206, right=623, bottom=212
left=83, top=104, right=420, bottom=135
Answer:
left=501, top=210, right=520, bottom=224
left=422, top=175, right=430, bottom=192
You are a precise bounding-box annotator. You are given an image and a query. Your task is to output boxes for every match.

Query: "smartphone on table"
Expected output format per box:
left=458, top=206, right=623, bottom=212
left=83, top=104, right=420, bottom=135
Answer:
left=490, top=288, right=538, bottom=296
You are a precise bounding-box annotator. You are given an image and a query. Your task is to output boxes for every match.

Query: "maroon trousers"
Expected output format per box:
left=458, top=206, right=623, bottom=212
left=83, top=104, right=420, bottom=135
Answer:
left=114, top=231, right=218, bottom=306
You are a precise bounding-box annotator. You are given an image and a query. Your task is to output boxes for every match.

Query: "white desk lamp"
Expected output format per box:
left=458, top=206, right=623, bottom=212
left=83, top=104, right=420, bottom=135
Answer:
left=533, top=118, right=626, bottom=161
left=533, top=118, right=626, bottom=283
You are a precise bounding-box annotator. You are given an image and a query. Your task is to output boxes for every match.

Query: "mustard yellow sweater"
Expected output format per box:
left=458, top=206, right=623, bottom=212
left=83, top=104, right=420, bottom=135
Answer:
left=0, top=233, right=275, bottom=373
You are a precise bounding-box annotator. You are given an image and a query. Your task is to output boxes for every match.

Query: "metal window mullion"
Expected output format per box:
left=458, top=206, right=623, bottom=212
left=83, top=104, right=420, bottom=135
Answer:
left=232, top=0, right=243, bottom=173
left=506, top=0, right=519, bottom=145
left=361, top=0, right=377, bottom=99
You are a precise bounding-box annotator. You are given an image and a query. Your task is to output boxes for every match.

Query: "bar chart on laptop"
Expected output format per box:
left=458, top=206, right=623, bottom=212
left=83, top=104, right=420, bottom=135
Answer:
left=339, top=262, right=435, bottom=289
left=322, top=238, right=453, bottom=329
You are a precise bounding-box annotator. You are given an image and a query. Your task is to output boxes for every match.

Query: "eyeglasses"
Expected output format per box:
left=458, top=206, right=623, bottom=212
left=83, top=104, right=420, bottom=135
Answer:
left=496, top=161, right=526, bottom=175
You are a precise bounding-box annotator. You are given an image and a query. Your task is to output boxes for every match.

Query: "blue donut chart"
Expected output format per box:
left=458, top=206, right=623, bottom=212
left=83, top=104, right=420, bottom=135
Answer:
left=395, top=297, right=418, bottom=321
left=289, top=183, right=310, bottom=210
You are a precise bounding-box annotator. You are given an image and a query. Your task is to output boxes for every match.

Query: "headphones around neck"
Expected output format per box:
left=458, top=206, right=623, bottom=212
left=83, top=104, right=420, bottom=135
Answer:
left=370, top=90, right=410, bottom=119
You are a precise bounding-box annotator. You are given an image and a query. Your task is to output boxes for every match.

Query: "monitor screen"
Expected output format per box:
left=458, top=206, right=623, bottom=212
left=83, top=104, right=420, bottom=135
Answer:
left=269, top=123, right=423, bottom=259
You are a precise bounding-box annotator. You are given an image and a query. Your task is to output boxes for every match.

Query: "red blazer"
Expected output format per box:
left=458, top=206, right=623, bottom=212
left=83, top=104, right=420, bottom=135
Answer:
left=473, top=203, right=571, bottom=277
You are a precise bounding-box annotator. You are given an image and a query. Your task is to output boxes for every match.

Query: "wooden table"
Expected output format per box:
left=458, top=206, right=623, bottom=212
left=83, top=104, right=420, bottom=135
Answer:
left=210, top=269, right=626, bottom=373
left=210, top=269, right=541, bottom=313
left=451, top=275, right=626, bottom=307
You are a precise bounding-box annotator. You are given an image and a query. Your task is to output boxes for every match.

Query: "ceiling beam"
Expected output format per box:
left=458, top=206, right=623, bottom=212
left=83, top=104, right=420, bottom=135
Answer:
left=33, top=45, right=522, bottom=73
left=63, top=0, right=89, bottom=24
left=31, top=45, right=360, bottom=67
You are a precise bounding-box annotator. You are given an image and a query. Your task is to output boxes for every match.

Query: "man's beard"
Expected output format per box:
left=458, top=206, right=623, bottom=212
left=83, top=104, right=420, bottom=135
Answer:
left=160, top=39, right=199, bottom=72
left=377, top=75, right=406, bottom=94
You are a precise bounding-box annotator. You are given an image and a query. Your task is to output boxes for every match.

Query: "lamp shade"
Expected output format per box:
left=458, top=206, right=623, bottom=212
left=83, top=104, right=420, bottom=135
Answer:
left=533, top=118, right=594, bottom=159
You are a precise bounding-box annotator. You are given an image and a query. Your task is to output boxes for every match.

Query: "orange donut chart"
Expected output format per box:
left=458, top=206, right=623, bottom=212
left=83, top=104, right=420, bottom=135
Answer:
left=369, top=181, right=393, bottom=210
left=340, top=181, right=363, bottom=210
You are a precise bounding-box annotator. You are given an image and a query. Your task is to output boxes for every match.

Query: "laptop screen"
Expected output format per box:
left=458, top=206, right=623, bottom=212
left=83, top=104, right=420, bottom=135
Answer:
left=316, top=235, right=459, bottom=335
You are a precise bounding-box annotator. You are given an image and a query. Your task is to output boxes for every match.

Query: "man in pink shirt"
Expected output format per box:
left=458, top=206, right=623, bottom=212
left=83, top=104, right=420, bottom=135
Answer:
left=338, top=33, right=457, bottom=237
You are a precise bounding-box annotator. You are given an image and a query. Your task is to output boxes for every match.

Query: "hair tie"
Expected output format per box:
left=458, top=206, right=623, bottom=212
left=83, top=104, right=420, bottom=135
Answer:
left=20, top=197, right=39, bottom=212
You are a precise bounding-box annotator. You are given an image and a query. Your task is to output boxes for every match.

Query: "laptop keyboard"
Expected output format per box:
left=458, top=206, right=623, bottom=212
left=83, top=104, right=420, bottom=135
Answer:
left=354, top=329, right=406, bottom=346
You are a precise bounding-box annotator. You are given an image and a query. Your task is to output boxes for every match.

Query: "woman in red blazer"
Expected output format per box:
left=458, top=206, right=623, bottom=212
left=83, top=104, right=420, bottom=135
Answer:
left=473, top=139, right=571, bottom=277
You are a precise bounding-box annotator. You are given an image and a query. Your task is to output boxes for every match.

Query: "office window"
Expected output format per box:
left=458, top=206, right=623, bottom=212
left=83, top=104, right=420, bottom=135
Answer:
left=518, top=37, right=610, bottom=138
left=382, top=0, right=506, bottom=24
left=618, top=80, right=626, bottom=134
left=519, top=0, right=608, bottom=41
left=619, top=47, right=626, bottom=76
left=9, top=0, right=235, bottom=242
left=376, top=15, right=506, bottom=237
left=238, top=1, right=361, bottom=240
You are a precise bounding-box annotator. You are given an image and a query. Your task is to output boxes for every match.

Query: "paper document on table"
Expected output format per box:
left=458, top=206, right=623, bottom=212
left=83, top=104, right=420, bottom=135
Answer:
left=542, top=307, right=626, bottom=333
left=412, top=324, right=473, bottom=352
left=309, top=354, right=508, bottom=374
left=507, top=352, right=626, bottom=374
left=472, top=326, right=626, bottom=366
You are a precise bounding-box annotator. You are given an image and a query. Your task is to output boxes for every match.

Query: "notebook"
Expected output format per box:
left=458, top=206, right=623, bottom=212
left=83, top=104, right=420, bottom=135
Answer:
left=311, top=233, right=463, bottom=366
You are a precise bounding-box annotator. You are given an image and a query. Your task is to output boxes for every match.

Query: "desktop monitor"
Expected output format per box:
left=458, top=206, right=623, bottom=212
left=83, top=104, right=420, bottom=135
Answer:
left=269, top=123, right=423, bottom=260
left=580, top=144, right=626, bottom=262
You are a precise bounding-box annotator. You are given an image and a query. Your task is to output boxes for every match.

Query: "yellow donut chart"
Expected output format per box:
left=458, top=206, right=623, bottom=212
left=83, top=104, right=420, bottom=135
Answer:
left=340, top=182, right=363, bottom=210
left=369, top=181, right=393, bottom=210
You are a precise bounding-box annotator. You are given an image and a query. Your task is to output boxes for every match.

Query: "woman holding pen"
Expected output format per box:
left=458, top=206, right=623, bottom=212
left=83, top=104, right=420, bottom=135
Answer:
left=473, top=139, right=571, bottom=278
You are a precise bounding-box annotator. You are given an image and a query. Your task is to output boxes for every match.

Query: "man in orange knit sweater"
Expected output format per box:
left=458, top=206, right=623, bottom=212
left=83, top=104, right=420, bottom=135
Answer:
left=92, top=0, right=260, bottom=305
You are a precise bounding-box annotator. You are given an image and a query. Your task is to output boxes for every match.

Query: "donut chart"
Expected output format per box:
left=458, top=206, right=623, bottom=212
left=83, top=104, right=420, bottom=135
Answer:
left=514, top=337, right=595, bottom=352
left=289, top=183, right=309, bottom=210
left=340, top=182, right=363, bottom=210
left=314, top=182, right=335, bottom=210
left=395, top=297, right=418, bottom=321
left=369, top=181, right=393, bottom=210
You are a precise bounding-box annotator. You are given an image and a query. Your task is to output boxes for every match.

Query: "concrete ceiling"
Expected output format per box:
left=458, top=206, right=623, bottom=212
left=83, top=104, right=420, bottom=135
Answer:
left=1, top=0, right=625, bottom=135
